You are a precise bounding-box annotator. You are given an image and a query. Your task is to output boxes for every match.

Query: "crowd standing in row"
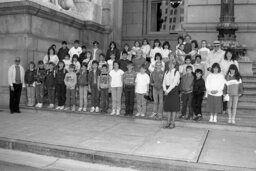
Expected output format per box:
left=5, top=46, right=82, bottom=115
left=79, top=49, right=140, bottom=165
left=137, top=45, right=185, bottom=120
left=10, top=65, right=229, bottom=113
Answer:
left=8, top=35, right=243, bottom=129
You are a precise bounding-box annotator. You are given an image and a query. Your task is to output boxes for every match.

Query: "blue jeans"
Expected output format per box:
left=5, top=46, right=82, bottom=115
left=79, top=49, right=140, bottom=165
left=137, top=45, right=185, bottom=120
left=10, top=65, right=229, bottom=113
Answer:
left=111, top=87, right=122, bottom=110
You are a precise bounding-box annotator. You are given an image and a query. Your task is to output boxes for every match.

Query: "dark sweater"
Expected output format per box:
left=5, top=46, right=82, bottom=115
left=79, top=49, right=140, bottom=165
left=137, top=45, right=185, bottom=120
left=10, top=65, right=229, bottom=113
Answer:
left=88, top=69, right=101, bottom=87
left=57, top=47, right=69, bottom=61
left=78, top=70, right=89, bottom=86
left=180, top=73, right=194, bottom=94
left=56, top=69, right=67, bottom=84
left=35, top=68, right=47, bottom=84
left=118, top=59, right=130, bottom=72
left=25, top=69, right=36, bottom=85
left=150, top=70, right=164, bottom=90
left=193, top=77, right=205, bottom=96
left=45, top=70, right=56, bottom=88
left=132, top=57, right=146, bottom=72
left=106, top=48, right=120, bottom=61
left=78, top=52, right=86, bottom=64
left=184, top=43, right=192, bottom=54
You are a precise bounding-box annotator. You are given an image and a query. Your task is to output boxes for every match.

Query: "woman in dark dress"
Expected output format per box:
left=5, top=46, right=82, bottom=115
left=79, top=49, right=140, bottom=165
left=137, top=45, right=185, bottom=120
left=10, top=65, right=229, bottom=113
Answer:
left=163, top=59, right=180, bottom=128
left=106, top=41, right=120, bottom=61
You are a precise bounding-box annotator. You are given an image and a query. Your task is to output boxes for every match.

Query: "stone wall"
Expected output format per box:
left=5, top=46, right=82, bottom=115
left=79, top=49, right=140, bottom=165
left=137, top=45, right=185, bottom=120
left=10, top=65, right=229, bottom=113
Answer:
left=0, top=0, right=111, bottom=106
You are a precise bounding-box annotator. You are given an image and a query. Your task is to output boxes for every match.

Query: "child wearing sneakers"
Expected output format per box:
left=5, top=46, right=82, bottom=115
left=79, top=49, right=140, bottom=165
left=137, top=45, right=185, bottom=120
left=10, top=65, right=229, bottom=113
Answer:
left=192, top=69, right=206, bottom=121
left=135, top=64, right=150, bottom=117
left=88, top=61, right=101, bottom=113
left=64, top=64, right=77, bottom=111
left=123, top=62, right=137, bottom=116
left=45, top=62, right=56, bottom=108
left=109, top=61, right=124, bottom=115
left=55, top=61, right=67, bottom=110
left=225, top=64, right=243, bottom=124
left=98, top=64, right=110, bottom=113
left=179, top=65, right=194, bottom=120
left=25, top=61, right=37, bottom=107
left=35, top=61, right=46, bottom=108
left=150, top=61, right=164, bottom=118
left=78, top=63, right=89, bottom=112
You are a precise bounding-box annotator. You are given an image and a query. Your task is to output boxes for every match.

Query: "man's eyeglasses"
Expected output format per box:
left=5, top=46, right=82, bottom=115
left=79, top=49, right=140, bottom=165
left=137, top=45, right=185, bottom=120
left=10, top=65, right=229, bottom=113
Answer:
left=15, top=60, right=20, bottom=62
left=214, top=45, right=220, bottom=47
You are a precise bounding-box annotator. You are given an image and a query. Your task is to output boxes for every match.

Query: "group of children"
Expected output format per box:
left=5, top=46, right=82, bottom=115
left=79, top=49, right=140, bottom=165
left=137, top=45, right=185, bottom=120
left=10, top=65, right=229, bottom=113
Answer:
left=24, top=37, right=243, bottom=126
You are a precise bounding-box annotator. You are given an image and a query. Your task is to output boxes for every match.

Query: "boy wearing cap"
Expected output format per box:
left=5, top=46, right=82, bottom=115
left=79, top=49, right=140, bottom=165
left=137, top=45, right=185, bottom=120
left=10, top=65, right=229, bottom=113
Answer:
left=150, top=61, right=165, bottom=118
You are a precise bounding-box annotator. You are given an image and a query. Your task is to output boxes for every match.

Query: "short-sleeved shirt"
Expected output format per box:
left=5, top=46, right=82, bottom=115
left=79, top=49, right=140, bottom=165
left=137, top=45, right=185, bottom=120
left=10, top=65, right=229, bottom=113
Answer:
left=109, top=69, right=124, bottom=87
left=135, top=73, right=150, bottom=94
left=123, top=71, right=137, bottom=85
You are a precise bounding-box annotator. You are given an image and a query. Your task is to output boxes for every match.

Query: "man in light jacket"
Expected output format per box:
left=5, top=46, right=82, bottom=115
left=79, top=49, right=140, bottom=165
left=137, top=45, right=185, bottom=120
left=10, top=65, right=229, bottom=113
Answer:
left=8, top=57, right=25, bottom=114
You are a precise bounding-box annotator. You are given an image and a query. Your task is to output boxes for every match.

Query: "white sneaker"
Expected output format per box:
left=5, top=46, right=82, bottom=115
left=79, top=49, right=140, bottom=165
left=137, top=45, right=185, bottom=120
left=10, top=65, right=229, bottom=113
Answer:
left=110, top=110, right=116, bottom=115
left=141, top=113, right=145, bottom=117
left=38, top=103, right=43, bottom=108
left=64, top=107, right=70, bottom=111
left=35, top=103, right=40, bottom=108
left=72, top=106, right=76, bottom=111
left=228, top=118, right=232, bottom=124
left=213, top=115, right=217, bottom=123
left=48, top=104, right=54, bottom=109
left=78, top=107, right=83, bottom=112
left=116, top=110, right=120, bottom=115
left=135, top=113, right=140, bottom=117
left=209, top=115, right=213, bottom=122
left=90, top=107, right=95, bottom=112
left=150, top=113, right=157, bottom=118
left=83, top=108, right=87, bottom=112
left=232, top=118, right=236, bottom=124
left=95, top=107, right=99, bottom=113
left=59, top=106, right=64, bottom=110
left=55, top=106, right=60, bottom=110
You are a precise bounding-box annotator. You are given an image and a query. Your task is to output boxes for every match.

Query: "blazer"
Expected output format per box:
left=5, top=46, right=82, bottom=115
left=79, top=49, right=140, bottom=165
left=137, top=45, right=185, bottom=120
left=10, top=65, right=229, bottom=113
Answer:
left=8, top=64, right=25, bottom=87
left=90, top=48, right=102, bottom=61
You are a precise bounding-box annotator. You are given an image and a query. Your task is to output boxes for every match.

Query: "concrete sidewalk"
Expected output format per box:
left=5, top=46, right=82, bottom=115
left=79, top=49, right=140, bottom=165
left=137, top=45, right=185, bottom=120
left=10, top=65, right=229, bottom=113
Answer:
left=0, top=109, right=255, bottom=170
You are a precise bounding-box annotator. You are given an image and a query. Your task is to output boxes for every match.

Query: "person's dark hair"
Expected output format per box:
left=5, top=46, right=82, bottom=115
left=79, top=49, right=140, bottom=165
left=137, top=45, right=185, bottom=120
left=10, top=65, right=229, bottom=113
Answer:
left=142, top=38, right=149, bottom=45
left=82, top=45, right=86, bottom=49
left=109, top=41, right=117, bottom=49
left=81, top=63, right=88, bottom=68
left=72, top=54, right=79, bottom=63
left=123, top=43, right=130, bottom=51
left=224, top=48, right=236, bottom=61
left=155, top=53, right=162, bottom=61
left=195, top=69, right=203, bottom=75
left=162, top=41, right=171, bottom=49
left=122, top=51, right=128, bottom=56
left=51, top=44, right=56, bottom=49
left=110, top=52, right=116, bottom=57
left=99, top=53, right=106, bottom=58
left=74, top=40, right=80, bottom=44
left=211, top=63, right=221, bottom=73
left=69, top=64, right=75, bottom=69
left=127, top=61, right=133, bottom=66
left=140, top=64, right=147, bottom=70
left=38, top=60, right=44, bottom=65
left=102, top=64, right=108, bottom=69
left=227, top=64, right=242, bottom=81
left=177, top=36, right=184, bottom=43
left=92, top=60, right=99, bottom=66
left=186, top=65, right=193, bottom=71
left=185, top=55, right=191, bottom=61
left=86, top=51, right=92, bottom=59
left=195, top=54, right=202, bottom=60
left=28, top=61, right=36, bottom=69
left=47, top=47, right=56, bottom=62
left=134, top=40, right=141, bottom=47
left=153, top=39, right=161, bottom=48
left=48, top=62, right=55, bottom=66
left=62, top=41, right=67, bottom=45
left=93, top=41, right=99, bottom=45
left=191, top=40, right=199, bottom=49
left=58, top=60, right=65, bottom=69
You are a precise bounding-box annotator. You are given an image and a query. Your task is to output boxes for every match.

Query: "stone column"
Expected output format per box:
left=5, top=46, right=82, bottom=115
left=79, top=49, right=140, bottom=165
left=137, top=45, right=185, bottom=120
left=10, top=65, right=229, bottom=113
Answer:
left=111, top=0, right=123, bottom=47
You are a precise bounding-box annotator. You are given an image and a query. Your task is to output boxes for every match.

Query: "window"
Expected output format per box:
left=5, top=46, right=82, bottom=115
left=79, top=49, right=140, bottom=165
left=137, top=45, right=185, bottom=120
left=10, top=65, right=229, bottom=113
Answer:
left=147, top=0, right=184, bottom=33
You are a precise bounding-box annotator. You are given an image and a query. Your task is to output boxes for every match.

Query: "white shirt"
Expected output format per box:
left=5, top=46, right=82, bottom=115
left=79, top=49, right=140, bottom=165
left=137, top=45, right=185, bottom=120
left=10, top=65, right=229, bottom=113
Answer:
left=207, top=49, right=225, bottom=68
left=63, top=59, right=71, bottom=71
left=163, top=69, right=180, bottom=94
left=221, top=60, right=239, bottom=75
left=69, top=47, right=82, bottom=60
left=162, top=49, right=172, bottom=59
left=149, top=47, right=164, bottom=62
left=109, top=69, right=124, bottom=87
left=8, top=64, right=25, bottom=87
left=206, top=73, right=226, bottom=96
left=141, top=45, right=151, bottom=58
left=131, top=46, right=141, bottom=55
left=107, top=59, right=114, bottom=71
left=198, top=47, right=210, bottom=63
left=135, top=73, right=150, bottom=94
left=43, top=55, right=59, bottom=65
left=72, top=61, right=81, bottom=72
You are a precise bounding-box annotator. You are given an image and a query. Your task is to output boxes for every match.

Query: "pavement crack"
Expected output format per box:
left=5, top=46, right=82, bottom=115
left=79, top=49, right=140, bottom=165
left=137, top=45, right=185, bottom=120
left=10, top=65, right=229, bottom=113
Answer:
left=196, top=130, right=210, bottom=163
left=42, top=158, right=60, bottom=169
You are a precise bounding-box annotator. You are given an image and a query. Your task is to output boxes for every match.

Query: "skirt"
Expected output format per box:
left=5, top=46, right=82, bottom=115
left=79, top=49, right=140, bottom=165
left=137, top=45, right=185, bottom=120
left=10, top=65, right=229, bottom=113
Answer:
left=163, top=86, right=180, bottom=112
left=206, top=95, right=223, bottom=113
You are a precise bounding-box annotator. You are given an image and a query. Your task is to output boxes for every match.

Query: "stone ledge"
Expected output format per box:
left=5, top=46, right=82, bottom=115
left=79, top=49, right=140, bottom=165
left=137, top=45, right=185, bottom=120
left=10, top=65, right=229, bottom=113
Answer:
left=0, top=0, right=111, bottom=34
left=0, top=137, right=254, bottom=171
